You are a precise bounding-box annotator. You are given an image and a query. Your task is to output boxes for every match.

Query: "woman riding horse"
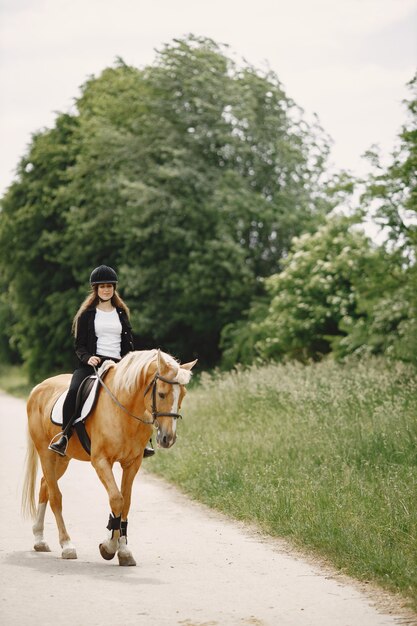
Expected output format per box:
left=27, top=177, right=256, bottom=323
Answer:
left=24, top=347, right=197, bottom=564
left=49, top=264, right=154, bottom=458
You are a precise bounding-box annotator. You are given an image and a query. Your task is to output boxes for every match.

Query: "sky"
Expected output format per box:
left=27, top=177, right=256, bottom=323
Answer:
left=0, top=0, right=416, bottom=198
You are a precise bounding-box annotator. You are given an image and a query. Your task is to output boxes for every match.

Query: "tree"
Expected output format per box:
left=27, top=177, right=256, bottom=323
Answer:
left=358, top=73, right=417, bottom=362
left=221, top=216, right=366, bottom=363
left=362, top=73, right=416, bottom=253
left=0, top=114, right=80, bottom=379
left=0, top=36, right=333, bottom=379
left=221, top=73, right=417, bottom=368
left=221, top=216, right=411, bottom=365
left=62, top=37, right=332, bottom=364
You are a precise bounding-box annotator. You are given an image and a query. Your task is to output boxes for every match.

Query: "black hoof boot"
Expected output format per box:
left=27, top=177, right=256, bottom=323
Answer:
left=48, top=434, right=68, bottom=457
left=143, top=446, right=155, bottom=458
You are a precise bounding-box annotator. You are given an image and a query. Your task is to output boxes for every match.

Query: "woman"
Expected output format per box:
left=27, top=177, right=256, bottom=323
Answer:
left=48, top=265, right=154, bottom=458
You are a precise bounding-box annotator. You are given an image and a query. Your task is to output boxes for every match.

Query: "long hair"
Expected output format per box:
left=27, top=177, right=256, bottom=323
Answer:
left=72, top=285, right=130, bottom=336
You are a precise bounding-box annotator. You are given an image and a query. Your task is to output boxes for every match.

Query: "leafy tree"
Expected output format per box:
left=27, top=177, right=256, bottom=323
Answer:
left=0, top=114, right=80, bottom=379
left=358, top=73, right=417, bottom=362
left=362, top=73, right=416, bottom=253
left=221, top=216, right=368, bottom=364
left=221, top=216, right=411, bottom=365
left=0, top=36, right=333, bottom=379
left=61, top=37, right=332, bottom=364
left=222, top=74, right=417, bottom=368
left=0, top=288, right=19, bottom=363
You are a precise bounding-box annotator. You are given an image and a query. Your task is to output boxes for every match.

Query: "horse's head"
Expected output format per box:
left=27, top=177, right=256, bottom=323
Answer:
left=145, top=350, right=197, bottom=449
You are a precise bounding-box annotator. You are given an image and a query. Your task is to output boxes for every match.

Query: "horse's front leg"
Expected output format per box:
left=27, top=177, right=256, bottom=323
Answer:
left=92, top=456, right=125, bottom=561
left=117, top=456, right=143, bottom=566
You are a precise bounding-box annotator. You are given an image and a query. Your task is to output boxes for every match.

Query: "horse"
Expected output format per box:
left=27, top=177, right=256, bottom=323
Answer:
left=22, top=349, right=197, bottom=566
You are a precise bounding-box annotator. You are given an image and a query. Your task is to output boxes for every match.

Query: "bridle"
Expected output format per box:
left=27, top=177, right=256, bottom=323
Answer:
left=143, top=372, right=183, bottom=423
left=94, top=367, right=182, bottom=425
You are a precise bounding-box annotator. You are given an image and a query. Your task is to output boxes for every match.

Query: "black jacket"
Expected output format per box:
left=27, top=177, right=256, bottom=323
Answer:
left=75, top=306, right=134, bottom=365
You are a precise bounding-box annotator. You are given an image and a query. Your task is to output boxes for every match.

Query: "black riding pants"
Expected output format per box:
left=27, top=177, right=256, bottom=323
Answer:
left=62, top=364, right=94, bottom=430
left=62, top=356, right=120, bottom=430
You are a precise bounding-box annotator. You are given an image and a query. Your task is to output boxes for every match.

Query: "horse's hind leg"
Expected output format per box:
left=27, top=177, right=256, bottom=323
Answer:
left=33, top=477, right=51, bottom=552
left=33, top=458, right=70, bottom=552
left=38, top=453, right=76, bottom=559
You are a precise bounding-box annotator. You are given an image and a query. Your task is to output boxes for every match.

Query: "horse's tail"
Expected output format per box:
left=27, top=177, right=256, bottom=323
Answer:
left=22, top=429, right=38, bottom=519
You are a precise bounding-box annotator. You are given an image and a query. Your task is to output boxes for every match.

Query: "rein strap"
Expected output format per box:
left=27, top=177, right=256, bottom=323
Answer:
left=94, top=367, right=182, bottom=424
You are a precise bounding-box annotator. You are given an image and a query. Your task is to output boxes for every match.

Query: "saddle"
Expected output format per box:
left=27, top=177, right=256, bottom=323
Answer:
left=50, top=366, right=112, bottom=455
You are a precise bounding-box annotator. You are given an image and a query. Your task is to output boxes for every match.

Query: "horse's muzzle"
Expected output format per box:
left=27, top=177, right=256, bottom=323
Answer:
left=156, top=429, right=177, bottom=449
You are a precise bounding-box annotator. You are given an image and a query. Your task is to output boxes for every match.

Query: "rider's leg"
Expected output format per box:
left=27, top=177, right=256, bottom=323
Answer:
left=49, top=365, right=93, bottom=456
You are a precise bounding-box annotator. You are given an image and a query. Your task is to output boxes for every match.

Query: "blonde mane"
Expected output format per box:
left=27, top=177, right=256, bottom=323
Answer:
left=111, top=349, right=192, bottom=395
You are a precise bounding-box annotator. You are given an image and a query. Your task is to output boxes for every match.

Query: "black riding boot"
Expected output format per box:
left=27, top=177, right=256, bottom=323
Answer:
left=48, top=433, right=71, bottom=456
left=48, top=422, right=74, bottom=456
left=143, top=438, right=155, bottom=458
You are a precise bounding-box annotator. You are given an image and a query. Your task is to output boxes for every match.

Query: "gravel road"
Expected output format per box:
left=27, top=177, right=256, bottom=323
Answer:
left=0, top=391, right=411, bottom=626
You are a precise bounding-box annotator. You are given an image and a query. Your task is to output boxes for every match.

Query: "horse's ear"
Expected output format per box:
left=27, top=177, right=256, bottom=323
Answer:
left=157, top=349, right=170, bottom=374
left=181, top=359, right=198, bottom=371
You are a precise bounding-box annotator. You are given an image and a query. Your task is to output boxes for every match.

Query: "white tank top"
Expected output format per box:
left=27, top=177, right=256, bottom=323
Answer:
left=95, top=308, right=122, bottom=358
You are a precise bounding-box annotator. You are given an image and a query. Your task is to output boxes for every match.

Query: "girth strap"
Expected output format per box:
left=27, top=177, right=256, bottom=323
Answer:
left=74, top=422, right=91, bottom=456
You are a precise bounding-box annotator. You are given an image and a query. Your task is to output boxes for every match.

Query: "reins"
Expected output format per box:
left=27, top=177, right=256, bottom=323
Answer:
left=93, top=366, right=182, bottom=425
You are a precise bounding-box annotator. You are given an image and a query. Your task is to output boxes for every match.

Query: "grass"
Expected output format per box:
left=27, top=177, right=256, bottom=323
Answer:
left=2, top=358, right=416, bottom=609
left=0, top=364, right=32, bottom=398
left=151, top=357, right=417, bottom=610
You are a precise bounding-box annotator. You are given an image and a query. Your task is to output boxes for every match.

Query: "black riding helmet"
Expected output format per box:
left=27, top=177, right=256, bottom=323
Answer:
left=90, top=265, right=118, bottom=285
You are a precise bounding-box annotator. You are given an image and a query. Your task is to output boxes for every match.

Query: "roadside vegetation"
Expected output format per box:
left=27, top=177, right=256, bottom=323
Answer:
left=2, top=356, right=416, bottom=609
left=151, top=357, right=417, bottom=610
left=0, top=364, right=32, bottom=398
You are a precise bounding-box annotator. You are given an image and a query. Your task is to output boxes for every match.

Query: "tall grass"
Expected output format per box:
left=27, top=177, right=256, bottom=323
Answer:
left=151, top=357, right=417, bottom=609
left=2, top=359, right=415, bottom=607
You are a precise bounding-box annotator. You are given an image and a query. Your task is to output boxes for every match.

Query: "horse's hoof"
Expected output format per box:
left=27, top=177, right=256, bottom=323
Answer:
left=34, top=541, right=51, bottom=552
left=118, top=553, right=136, bottom=566
left=99, top=543, right=116, bottom=561
left=62, top=547, right=77, bottom=559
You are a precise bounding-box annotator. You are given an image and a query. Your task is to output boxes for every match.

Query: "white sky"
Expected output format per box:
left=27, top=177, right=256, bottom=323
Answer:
left=0, top=0, right=416, bottom=197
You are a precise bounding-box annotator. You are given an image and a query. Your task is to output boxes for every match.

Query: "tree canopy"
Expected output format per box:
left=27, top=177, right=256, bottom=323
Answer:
left=0, top=36, right=333, bottom=380
left=221, top=73, right=417, bottom=368
left=221, top=215, right=412, bottom=366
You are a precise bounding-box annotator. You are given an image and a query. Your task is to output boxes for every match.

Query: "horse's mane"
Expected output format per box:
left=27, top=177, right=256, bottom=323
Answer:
left=109, top=349, right=192, bottom=395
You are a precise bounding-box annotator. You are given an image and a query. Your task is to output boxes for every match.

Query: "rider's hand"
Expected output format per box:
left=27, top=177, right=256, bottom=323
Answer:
left=88, top=356, right=101, bottom=367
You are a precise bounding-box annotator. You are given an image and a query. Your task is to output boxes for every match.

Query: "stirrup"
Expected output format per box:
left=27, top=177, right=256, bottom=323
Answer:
left=48, top=432, right=69, bottom=457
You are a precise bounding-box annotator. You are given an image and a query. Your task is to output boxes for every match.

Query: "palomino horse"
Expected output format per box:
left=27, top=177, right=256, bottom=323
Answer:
left=22, top=349, right=197, bottom=565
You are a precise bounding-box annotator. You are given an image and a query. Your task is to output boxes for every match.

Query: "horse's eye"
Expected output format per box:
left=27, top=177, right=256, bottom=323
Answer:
left=158, top=392, right=166, bottom=399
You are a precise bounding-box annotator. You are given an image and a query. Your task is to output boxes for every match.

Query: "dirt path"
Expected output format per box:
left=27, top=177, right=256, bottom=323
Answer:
left=0, top=391, right=412, bottom=626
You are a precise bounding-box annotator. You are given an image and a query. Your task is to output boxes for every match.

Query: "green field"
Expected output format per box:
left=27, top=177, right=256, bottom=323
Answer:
left=151, top=357, right=417, bottom=609
left=2, top=357, right=416, bottom=609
